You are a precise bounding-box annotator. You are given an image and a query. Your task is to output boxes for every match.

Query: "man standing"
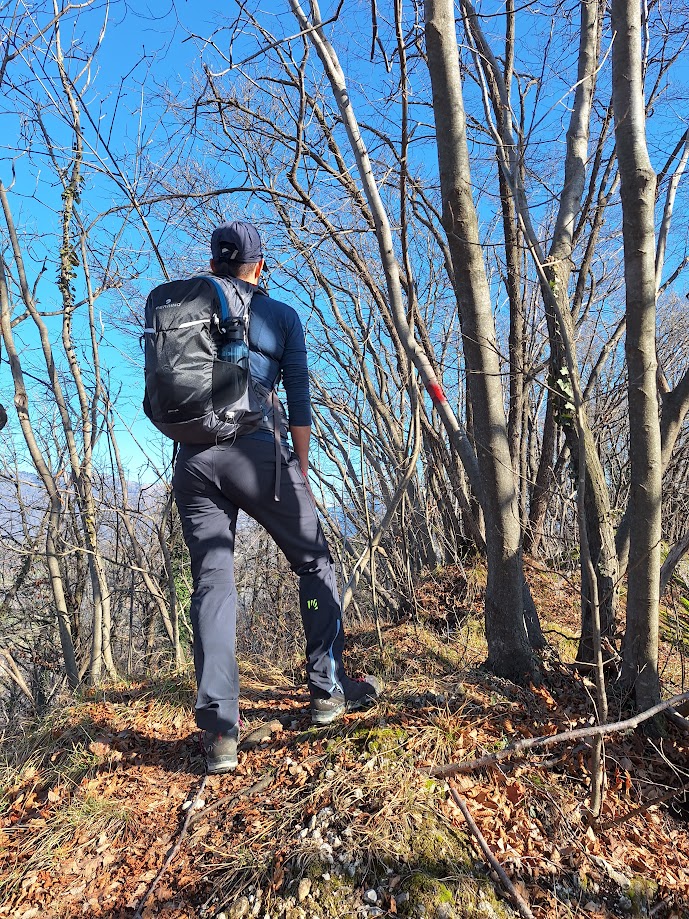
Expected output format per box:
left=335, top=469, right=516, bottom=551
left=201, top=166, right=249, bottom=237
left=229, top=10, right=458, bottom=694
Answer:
left=172, top=221, right=381, bottom=774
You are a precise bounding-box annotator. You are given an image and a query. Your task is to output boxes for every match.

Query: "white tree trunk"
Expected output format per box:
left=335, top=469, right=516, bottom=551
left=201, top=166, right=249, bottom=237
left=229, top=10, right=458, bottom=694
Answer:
left=612, top=0, right=662, bottom=710
left=424, top=0, right=534, bottom=679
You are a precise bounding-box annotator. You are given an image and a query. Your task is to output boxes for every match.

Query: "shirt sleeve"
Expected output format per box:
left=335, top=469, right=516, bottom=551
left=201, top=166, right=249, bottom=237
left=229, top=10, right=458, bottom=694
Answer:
left=281, top=309, right=312, bottom=427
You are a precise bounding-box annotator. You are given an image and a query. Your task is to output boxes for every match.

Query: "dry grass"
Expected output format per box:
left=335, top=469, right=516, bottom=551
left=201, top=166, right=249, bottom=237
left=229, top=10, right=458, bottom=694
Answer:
left=1, top=570, right=689, bottom=918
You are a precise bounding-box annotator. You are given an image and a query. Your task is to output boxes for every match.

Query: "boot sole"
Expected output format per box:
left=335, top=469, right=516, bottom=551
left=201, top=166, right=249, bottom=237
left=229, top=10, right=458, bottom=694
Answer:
left=206, top=755, right=239, bottom=774
left=311, top=697, right=382, bottom=725
left=311, top=704, right=346, bottom=726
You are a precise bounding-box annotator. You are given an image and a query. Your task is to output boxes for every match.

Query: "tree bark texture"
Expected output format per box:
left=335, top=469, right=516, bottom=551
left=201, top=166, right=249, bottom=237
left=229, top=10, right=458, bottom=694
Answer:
left=538, top=0, right=619, bottom=662
left=611, top=0, right=662, bottom=710
left=425, top=0, right=534, bottom=681
left=616, top=365, right=689, bottom=573
left=542, top=270, right=619, bottom=662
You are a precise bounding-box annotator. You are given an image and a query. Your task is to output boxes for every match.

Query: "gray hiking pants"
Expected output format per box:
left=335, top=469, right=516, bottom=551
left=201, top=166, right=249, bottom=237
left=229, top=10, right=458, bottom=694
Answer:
left=173, top=436, right=345, bottom=735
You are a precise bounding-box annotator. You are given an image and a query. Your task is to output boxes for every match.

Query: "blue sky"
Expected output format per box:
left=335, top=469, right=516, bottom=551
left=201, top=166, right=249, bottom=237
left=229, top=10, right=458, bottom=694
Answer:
left=1, top=0, right=688, bottom=488
left=1, top=1, right=392, bottom=484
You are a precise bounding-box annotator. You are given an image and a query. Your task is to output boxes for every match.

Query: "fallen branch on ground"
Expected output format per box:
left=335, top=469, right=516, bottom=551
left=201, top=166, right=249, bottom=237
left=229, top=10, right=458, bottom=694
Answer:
left=598, top=780, right=689, bottom=831
left=431, top=691, right=689, bottom=778
left=133, top=774, right=208, bottom=919
left=188, top=772, right=273, bottom=826
left=448, top=782, right=534, bottom=919
left=666, top=708, right=689, bottom=732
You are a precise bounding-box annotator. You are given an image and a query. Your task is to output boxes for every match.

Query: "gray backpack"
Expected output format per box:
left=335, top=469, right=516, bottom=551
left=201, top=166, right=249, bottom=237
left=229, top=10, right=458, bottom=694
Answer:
left=143, top=274, right=276, bottom=444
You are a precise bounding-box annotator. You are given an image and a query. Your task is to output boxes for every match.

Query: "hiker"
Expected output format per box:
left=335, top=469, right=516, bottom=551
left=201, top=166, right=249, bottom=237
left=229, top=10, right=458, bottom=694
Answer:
left=156, top=221, right=381, bottom=774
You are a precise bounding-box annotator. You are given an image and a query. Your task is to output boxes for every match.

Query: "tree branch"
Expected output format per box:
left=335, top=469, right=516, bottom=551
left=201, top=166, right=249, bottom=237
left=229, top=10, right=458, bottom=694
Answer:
left=431, top=692, right=689, bottom=778
left=448, top=783, right=535, bottom=919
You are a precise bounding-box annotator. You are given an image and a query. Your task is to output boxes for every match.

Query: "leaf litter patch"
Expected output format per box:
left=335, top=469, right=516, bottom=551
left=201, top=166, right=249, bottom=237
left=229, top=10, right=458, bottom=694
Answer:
left=1, top=596, right=689, bottom=918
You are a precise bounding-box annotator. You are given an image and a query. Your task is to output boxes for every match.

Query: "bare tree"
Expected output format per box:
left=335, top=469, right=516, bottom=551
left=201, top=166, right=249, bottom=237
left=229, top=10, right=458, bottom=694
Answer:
left=424, top=0, right=534, bottom=679
left=0, top=1, right=183, bottom=694
left=612, top=0, right=662, bottom=710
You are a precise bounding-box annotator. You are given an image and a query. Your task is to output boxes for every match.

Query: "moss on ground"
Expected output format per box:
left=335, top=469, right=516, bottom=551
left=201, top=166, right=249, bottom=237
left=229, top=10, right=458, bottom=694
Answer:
left=389, top=799, right=517, bottom=918
left=628, top=875, right=659, bottom=912
left=406, top=871, right=454, bottom=912
left=411, top=812, right=471, bottom=872
left=353, top=723, right=409, bottom=755
left=401, top=869, right=514, bottom=918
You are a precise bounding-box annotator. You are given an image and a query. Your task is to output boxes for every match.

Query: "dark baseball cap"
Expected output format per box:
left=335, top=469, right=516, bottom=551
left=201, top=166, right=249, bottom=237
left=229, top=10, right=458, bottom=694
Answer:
left=211, top=220, right=263, bottom=263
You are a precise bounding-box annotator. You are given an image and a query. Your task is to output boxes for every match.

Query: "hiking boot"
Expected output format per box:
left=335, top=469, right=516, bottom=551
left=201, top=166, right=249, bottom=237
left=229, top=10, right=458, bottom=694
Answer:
left=202, top=731, right=238, bottom=774
left=344, top=674, right=383, bottom=709
left=310, top=692, right=346, bottom=725
left=311, top=675, right=383, bottom=725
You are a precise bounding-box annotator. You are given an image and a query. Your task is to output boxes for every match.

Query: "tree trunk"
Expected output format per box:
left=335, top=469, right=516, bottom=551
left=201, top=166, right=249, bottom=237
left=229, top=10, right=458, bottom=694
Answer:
left=425, top=0, right=534, bottom=681
left=459, top=0, right=609, bottom=660
left=0, top=250, right=80, bottom=689
left=542, top=282, right=619, bottom=662
left=534, top=0, right=619, bottom=663
left=46, top=515, right=80, bottom=690
left=525, top=390, right=557, bottom=555
left=617, top=366, right=689, bottom=574
left=612, top=0, right=662, bottom=710
left=89, top=577, right=104, bottom=686
left=575, top=423, right=619, bottom=664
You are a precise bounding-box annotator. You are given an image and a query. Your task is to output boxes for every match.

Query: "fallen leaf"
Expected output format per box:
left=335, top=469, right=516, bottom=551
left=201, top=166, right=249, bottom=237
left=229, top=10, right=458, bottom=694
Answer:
left=505, top=782, right=524, bottom=805
left=88, top=740, right=112, bottom=757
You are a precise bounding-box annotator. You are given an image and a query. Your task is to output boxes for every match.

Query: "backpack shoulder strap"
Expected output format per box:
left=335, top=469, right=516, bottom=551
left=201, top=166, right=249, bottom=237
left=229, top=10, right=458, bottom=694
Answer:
left=201, top=275, right=254, bottom=325
left=199, top=276, right=282, bottom=502
left=200, top=275, right=232, bottom=324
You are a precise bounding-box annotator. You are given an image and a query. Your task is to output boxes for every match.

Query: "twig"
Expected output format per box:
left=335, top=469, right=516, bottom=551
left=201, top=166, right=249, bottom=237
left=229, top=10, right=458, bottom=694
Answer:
left=188, top=772, right=273, bottom=826
left=598, top=780, right=689, bottom=831
left=0, top=650, right=35, bottom=706
left=448, top=782, right=534, bottom=919
left=133, top=775, right=208, bottom=919
left=431, top=691, right=689, bottom=778
left=542, top=628, right=580, bottom=642
left=666, top=708, right=689, bottom=732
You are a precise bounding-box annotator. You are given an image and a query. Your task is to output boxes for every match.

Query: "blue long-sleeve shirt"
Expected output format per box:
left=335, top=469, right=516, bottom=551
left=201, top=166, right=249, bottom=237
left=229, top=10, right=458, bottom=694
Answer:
left=247, top=287, right=312, bottom=428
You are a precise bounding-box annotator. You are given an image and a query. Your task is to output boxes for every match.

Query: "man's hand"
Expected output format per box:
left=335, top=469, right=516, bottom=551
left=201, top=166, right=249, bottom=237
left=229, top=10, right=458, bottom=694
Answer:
left=290, top=425, right=315, bottom=499
left=290, top=425, right=311, bottom=475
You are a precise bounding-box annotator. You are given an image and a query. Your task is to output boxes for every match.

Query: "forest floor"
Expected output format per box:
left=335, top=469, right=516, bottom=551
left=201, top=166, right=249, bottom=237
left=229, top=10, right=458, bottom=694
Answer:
left=1, top=562, right=689, bottom=919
